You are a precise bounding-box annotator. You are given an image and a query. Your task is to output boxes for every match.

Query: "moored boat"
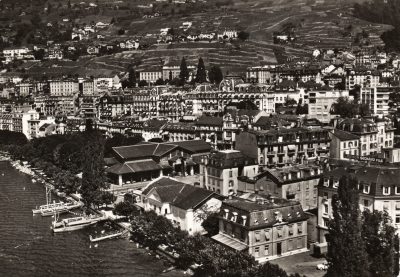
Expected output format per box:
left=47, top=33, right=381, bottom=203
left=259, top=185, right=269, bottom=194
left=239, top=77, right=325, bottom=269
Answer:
left=51, top=214, right=106, bottom=233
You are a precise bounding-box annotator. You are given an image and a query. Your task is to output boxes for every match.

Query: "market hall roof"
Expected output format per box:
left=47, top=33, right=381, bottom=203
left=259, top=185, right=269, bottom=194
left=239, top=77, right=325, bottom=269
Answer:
left=112, top=140, right=212, bottom=161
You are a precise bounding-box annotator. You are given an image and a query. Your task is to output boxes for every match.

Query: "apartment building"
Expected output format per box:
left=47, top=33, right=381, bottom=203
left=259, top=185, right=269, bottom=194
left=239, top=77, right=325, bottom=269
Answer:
left=49, top=80, right=79, bottom=96
left=199, top=150, right=258, bottom=196
left=317, top=165, right=400, bottom=247
left=238, top=163, right=322, bottom=211
left=360, top=87, right=392, bottom=116
left=307, top=89, right=349, bottom=123
left=346, top=69, right=380, bottom=90
left=213, top=193, right=308, bottom=261
left=235, top=128, right=331, bottom=167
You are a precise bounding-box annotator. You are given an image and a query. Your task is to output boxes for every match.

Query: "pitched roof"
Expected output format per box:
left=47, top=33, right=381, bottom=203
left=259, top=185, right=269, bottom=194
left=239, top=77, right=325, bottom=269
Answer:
left=322, top=165, right=400, bottom=197
left=206, top=150, right=257, bottom=169
left=331, top=129, right=360, bottom=141
left=144, top=177, right=218, bottom=210
left=172, top=140, right=212, bottom=154
left=196, top=115, right=223, bottom=126
left=142, top=176, right=184, bottom=195
left=112, top=140, right=211, bottom=160
left=221, top=194, right=308, bottom=230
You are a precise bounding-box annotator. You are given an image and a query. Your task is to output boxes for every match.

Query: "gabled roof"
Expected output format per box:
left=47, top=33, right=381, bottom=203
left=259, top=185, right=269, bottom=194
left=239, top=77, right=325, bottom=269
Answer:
left=331, top=129, right=360, bottom=141
left=143, top=177, right=218, bottom=210
left=196, top=115, right=223, bottom=126
left=142, top=176, right=184, bottom=195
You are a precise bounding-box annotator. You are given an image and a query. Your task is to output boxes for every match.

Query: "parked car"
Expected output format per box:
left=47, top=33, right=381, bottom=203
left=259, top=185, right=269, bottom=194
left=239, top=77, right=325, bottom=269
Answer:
left=316, top=262, right=328, bottom=270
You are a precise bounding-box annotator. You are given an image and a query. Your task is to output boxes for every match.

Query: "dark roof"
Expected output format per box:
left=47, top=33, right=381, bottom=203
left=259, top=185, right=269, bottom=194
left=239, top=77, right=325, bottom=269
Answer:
left=113, top=140, right=211, bottom=161
left=221, top=194, right=308, bottom=230
left=142, top=177, right=185, bottom=195
left=253, top=116, right=291, bottom=129
left=322, top=165, right=400, bottom=197
left=173, top=140, right=212, bottom=154
left=171, top=184, right=217, bottom=210
left=106, top=159, right=161, bottom=175
left=143, top=177, right=218, bottom=210
left=331, top=129, right=360, bottom=141
left=196, top=115, right=223, bottom=126
left=206, top=150, right=257, bottom=169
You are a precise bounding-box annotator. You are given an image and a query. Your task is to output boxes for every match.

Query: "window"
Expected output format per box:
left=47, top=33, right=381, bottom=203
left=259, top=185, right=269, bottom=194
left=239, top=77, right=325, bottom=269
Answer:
left=297, top=238, right=303, bottom=248
left=277, top=228, right=283, bottom=238
left=297, top=223, right=303, bottom=234
left=363, top=185, right=370, bottom=194
left=264, top=229, right=271, bottom=241
left=323, top=203, right=329, bottom=214
left=288, top=225, right=293, bottom=236
left=364, top=199, right=369, bottom=208
left=323, top=218, right=329, bottom=227
left=229, top=170, right=233, bottom=177
left=396, top=202, right=400, bottom=211
left=288, top=239, right=293, bottom=251
left=396, top=186, right=400, bottom=195
left=254, top=247, right=260, bottom=257
left=383, top=201, right=389, bottom=210
left=255, top=231, right=261, bottom=242
left=229, top=180, right=234, bottom=187
left=383, top=187, right=391, bottom=195
left=343, top=142, right=346, bottom=148
left=264, top=245, right=269, bottom=256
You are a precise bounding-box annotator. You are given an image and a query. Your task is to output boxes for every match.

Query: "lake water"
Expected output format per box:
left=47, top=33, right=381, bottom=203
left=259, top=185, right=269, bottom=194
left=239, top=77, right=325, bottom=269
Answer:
left=0, top=161, right=183, bottom=277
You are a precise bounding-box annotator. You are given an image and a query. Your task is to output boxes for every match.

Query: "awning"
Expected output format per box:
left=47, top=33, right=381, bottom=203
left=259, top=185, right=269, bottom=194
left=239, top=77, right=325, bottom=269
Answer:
left=212, top=233, right=248, bottom=251
left=288, top=145, right=296, bottom=150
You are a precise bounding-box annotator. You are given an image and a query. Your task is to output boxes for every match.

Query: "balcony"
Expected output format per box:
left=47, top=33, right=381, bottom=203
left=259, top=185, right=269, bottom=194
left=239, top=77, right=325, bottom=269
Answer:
left=307, top=148, right=315, bottom=152
left=267, top=151, right=276, bottom=156
left=277, top=151, right=285, bottom=156
left=317, top=147, right=329, bottom=153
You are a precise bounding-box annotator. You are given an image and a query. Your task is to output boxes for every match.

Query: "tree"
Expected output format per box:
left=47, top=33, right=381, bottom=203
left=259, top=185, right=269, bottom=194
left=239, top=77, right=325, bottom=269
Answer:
left=331, top=97, right=359, bottom=118
left=179, top=57, right=189, bottom=84
left=237, top=31, right=250, bottom=41
left=362, top=210, right=397, bottom=277
left=33, top=49, right=45, bottom=60
left=128, top=65, right=136, bottom=87
left=79, top=131, right=109, bottom=208
left=201, top=212, right=219, bottom=236
left=326, top=176, right=368, bottom=277
left=195, top=57, right=207, bottom=83
left=285, top=97, right=297, bottom=107
left=114, top=201, right=138, bottom=217
left=208, top=65, right=223, bottom=85
left=54, top=170, right=80, bottom=195
left=138, top=80, right=148, bottom=87
left=154, top=78, right=164, bottom=86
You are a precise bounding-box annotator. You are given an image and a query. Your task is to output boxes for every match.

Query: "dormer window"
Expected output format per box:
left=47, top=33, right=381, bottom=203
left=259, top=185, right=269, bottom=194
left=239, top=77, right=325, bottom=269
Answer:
left=241, top=215, right=247, bottom=226
left=333, top=180, right=339, bottom=189
left=224, top=209, right=229, bottom=219
left=323, top=178, right=329, bottom=187
left=231, top=212, right=238, bottom=222
left=383, top=187, right=391, bottom=196
left=363, top=185, right=370, bottom=194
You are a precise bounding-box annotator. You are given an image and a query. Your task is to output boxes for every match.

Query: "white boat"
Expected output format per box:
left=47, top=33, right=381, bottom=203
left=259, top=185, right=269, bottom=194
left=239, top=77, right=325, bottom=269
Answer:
left=89, top=230, right=127, bottom=242
left=32, top=201, right=67, bottom=214
left=40, top=201, right=83, bottom=217
left=52, top=214, right=105, bottom=233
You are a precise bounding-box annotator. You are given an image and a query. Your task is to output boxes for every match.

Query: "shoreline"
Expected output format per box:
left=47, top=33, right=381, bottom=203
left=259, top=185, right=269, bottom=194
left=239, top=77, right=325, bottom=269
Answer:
left=0, top=155, right=188, bottom=276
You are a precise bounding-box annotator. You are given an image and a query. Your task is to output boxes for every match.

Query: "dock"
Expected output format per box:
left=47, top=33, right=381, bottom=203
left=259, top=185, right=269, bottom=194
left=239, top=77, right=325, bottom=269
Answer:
left=89, top=229, right=128, bottom=242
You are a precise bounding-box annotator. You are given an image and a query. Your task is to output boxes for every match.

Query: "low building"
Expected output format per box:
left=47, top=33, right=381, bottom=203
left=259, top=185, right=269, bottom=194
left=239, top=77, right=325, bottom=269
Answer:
left=212, top=193, right=308, bottom=262
left=138, top=176, right=222, bottom=235
left=106, top=140, right=212, bottom=185
left=199, top=150, right=258, bottom=196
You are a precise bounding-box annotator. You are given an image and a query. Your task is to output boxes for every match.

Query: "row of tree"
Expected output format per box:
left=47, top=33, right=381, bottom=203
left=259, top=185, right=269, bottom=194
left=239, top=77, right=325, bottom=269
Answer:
left=123, top=57, right=224, bottom=88
left=129, top=210, right=304, bottom=277
left=0, top=126, right=143, bottom=208
left=326, top=176, right=399, bottom=277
